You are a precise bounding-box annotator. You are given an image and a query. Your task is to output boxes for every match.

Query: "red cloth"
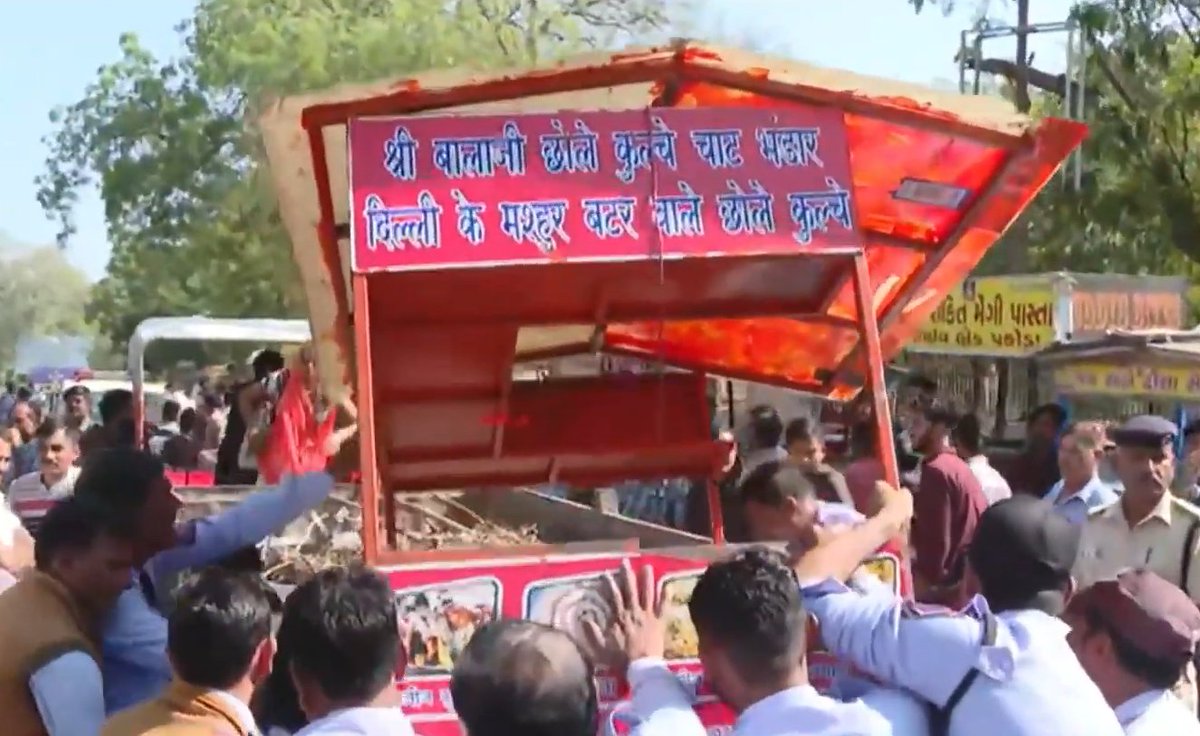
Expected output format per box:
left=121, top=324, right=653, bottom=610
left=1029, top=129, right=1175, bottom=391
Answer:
left=911, top=448, right=986, bottom=604
left=257, top=371, right=336, bottom=485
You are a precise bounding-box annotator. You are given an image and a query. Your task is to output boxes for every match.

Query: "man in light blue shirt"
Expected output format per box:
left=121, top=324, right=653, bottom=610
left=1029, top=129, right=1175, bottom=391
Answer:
left=1044, top=422, right=1118, bottom=524
left=73, top=446, right=340, bottom=713
left=795, top=491, right=1123, bottom=736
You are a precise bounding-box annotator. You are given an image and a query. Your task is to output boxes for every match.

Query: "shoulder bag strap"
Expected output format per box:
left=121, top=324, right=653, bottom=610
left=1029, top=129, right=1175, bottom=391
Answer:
left=930, top=612, right=998, bottom=736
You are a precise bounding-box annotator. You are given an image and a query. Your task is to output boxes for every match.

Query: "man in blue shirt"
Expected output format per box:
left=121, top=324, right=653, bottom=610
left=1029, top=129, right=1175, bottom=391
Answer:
left=1044, top=421, right=1119, bottom=524
left=795, top=490, right=1124, bottom=735
left=72, top=446, right=342, bottom=713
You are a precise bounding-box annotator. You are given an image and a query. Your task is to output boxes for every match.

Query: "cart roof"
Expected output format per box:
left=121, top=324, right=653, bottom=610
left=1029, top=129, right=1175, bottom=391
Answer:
left=1036, top=329, right=1200, bottom=364
left=260, top=40, right=1085, bottom=401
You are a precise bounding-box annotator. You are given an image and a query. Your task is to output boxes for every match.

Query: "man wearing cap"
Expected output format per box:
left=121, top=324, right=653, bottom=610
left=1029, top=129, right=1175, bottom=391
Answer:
left=1065, top=570, right=1200, bottom=733
left=61, top=384, right=93, bottom=436
left=1045, top=421, right=1120, bottom=524
left=795, top=490, right=1123, bottom=735
left=1074, top=414, right=1200, bottom=713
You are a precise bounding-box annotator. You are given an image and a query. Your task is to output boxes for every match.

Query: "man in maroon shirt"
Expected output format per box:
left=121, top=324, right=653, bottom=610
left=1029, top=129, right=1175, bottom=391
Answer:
left=909, top=401, right=987, bottom=607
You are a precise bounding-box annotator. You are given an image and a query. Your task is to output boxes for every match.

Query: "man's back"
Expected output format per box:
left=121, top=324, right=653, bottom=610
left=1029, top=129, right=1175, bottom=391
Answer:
left=101, top=682, right=254, bottom=736
left=913, top=450, right=987, bottom=605
left=733, top=685, right=918, bottom=735
left=805, top=584, right=1124, bottom=736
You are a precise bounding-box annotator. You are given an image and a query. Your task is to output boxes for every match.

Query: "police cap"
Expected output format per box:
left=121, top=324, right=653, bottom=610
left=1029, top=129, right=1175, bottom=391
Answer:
left=1067, top=569, right=1200, bottom=665
left=1111, top=415, right=1177, bottom=450
left=968, top=495, right=1079, bottom=597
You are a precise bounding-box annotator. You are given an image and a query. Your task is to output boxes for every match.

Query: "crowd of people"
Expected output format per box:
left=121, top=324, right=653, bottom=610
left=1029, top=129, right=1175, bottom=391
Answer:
left=0, top=358, right=1196, bottom=734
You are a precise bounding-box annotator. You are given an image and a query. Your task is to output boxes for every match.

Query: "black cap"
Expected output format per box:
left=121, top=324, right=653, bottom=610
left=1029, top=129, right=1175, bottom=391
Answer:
left=969, top=495, right=1079, bottom=608
left=1112, top=415, right=1177, bottom=450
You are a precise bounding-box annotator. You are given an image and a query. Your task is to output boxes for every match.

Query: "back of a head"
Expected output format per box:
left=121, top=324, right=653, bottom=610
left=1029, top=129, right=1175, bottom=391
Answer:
left=952, top=414, right=984, bottom=457
left=784, top=417, right=816, bottom=448
left=169, top=569, right=272, bottom=690
left=98, top=389, right=134, bottom=425
left=179, top=408, right=198, bottom=435
left=452, top=619, right=597, bottom=736
left=738, top=460, right=815, bottom=510
left=968, top=495, right=1079, bottom=613
left=747, top=404, right=784, bottom=449
left=284, top=565, right=399, bottom=705
left=162, top=400, right=181, bottom=423
left=849, top=420, right=877, bottom=458
left=688, top=548, right=806, bottom=687
left=34, top=495, right=123, bottom=570
left=252, top=350, right=286, bottom=381
left=74, top=447, right=166, bottom=519
left=923, top=399, right=960, bottom=429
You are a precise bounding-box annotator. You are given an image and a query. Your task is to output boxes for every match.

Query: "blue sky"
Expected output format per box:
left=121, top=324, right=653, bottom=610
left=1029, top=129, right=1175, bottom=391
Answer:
left=0, top=0, right=1074, bottom=281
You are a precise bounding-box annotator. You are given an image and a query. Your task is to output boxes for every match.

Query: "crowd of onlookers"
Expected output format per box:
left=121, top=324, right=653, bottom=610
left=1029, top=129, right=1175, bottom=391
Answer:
left=1, top=362, right=1200, bottom=734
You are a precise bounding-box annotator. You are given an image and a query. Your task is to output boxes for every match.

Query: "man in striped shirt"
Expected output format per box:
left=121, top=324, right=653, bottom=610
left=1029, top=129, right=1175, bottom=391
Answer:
left=7, top=418, right=80, bottom=534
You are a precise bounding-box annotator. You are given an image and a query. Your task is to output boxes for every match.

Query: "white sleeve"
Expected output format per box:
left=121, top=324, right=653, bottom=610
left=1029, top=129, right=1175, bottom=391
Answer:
left=29, top=651, right=107, bottom=736
left=624, top=659, right=707, bottom=736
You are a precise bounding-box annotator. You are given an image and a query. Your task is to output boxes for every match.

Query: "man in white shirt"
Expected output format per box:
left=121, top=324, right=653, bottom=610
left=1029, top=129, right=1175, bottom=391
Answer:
left=8, top=418, right=80, bottom=535
left=739, top=405, right=788, bottom=481
left=1064, top=569, right=1200, bottom=735
left=951, top=414, right=1011, bottom=506
left=593, top=556, right=927, bottom=735
left=286, top=566, right=415, bottom=735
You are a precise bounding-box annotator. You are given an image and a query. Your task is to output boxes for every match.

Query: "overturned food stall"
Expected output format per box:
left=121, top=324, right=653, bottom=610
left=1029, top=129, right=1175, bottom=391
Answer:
left=259, top=40, right=1084, bottom=734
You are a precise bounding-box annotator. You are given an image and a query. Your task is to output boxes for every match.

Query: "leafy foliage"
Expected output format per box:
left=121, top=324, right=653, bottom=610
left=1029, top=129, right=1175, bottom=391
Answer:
left=40, top=0, right=678, bottom=352
left=0, top=244, right=93, bottom=368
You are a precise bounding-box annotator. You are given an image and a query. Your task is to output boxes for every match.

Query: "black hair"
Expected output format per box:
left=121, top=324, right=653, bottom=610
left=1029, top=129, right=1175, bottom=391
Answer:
left=904, top=374, right=938, bottom=395
left=922, top=400, right=960, bottom=428
left=98, top=389, right=134, bottom=424
left=252, top=350, right=286, bottom=381
left=252, top=593, right=308, bottom=734
left=284, top=565, right=399, bottom=703
left=34, top=496, right=127, bottom=570
left=688, top=548, right=806, bottom=687
left=738, top=461, right=815, bottom=509
left=169, top=569, right=273, bottom=690
left=63, top=385, right=90, bottom=401
left=15, top=387, right=32, bottom=401
left=1085, top=608, right=1182, bottom=689
left=1028, top=403, right=1067, bottom=429
left=951, top=413, right=984, bottom=456
left=451, top=619, right=598, bottom=736
left=747, top=405, right=784, bottom=449
left=784, top=418, right=818, bottom=448
left=5, top=382, right=14, bottom=394
left=162, top=400, right=181, bottom=424
left=849, top=420, right=877, bottom=458
left=35, top=417, right=71, bottom=443
left=74, top=447, right=167, bottom=519
left=179, top=407, right=197, bottom=435
left=202, top=393, right=222, bottom=410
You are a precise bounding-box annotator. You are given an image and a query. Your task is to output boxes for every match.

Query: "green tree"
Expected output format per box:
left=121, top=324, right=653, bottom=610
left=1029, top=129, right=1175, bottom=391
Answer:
left=908, top=0, right=1200, bottom=276
left=40, top=0, right=678, bottom=351
left=0, top=246, right=93, bottom=368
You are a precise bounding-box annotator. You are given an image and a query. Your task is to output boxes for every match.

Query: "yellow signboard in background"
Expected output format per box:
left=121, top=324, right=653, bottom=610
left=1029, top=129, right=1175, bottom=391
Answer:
left=1052, top=362, right=1200, bottom=402
left=910, top=276, right=1058, bottom=357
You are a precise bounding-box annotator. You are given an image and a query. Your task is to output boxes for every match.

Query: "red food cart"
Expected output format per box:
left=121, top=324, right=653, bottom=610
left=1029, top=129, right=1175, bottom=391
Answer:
left=260, top=40, right=1085, bottom=734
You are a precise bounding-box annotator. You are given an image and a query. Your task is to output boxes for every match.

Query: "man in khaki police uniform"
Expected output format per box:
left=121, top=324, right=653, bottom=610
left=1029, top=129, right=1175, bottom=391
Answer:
left=1073, top=415, right=1200, bottom=713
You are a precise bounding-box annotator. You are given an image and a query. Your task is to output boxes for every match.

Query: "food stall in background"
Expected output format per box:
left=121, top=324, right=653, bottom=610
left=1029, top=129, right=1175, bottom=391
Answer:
left=259, top=40, right=1084, bottom=734
left=1036, top=330, right=1200, bottom=443
left=905, top=272, right=1187, bottom=440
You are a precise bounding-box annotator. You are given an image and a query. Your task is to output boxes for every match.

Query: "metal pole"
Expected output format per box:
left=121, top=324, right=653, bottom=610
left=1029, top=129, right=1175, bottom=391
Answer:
left=1075, top=30, right=1086, bottom=189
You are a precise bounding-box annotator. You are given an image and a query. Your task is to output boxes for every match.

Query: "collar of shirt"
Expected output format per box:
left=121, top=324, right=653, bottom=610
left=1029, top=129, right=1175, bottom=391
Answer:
left=208, top=690, right=261, bottom=736
left=1100, top=491, right=1173, bottom=527
left=1046, top=474, right=1106, bottom=507
left=1115, top=689, right=1171, bottom=727
left=735, top=685, right=831, bottom=733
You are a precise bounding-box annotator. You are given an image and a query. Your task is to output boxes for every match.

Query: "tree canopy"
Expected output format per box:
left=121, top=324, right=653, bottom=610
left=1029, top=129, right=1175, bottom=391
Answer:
left=0, top=237, right=93, bottom=368
left=909, top=0, right=1200, bottom=282
left=40, top=0, right=679, bottom=352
